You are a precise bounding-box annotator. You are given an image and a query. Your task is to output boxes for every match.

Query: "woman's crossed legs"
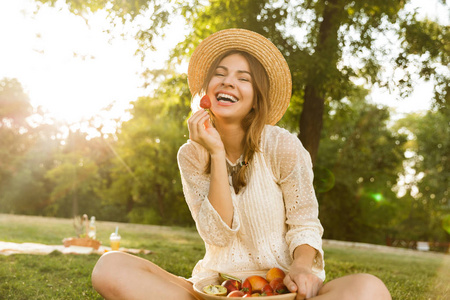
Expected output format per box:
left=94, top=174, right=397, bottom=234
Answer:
left=92, top=252, right=391, bottom=300
left=92, top=251, right=201, bottom=300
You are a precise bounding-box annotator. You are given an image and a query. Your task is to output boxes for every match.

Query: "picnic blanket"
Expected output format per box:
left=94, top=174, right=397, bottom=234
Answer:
left=0, top=241, right=151, bottom=256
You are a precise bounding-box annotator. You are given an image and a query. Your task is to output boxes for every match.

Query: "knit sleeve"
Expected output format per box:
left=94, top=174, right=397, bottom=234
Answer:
left=270, top=127, right=324, bottom=274
left=177, top=141, right=240, bottom=247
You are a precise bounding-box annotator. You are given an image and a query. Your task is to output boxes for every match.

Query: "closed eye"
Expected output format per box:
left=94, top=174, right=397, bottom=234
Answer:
left=237, top=71, right=252, bottom=82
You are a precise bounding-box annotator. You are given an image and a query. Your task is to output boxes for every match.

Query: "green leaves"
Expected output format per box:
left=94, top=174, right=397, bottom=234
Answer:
left=393, top=109, right=449, bottom=241
left=0, top=78, right=32, bottom=128
left=4, top=0, right=448, bottom=240
left=102, top=72, right=192, bottom=225
left=316, top=89, right=408, bottom=243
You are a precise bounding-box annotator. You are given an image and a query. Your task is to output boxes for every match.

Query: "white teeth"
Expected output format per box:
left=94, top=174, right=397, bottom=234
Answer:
left=217, top=93, right=238, bottom=103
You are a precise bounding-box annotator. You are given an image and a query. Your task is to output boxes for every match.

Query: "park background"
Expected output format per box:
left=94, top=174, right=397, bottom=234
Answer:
left=0, top=0, right=449, bottom=251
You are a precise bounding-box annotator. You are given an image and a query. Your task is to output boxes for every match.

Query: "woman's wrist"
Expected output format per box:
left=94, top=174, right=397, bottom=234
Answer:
left=210, top=150, right=226, bottom=160
left=292, top=245, right=317, bottom=270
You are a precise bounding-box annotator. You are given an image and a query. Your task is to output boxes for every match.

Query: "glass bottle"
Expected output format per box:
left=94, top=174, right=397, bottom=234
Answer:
left=88, top=216, right=96, bottom=239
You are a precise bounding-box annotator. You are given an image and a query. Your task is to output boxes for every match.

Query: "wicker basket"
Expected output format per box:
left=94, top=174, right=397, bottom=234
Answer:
left=63, top=214, right=101, bottom=250
left=63, top=237, right=101, bottom=250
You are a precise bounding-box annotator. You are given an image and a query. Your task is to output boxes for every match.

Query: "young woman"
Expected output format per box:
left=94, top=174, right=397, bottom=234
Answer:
left=91, top=29, right=391, bottom=300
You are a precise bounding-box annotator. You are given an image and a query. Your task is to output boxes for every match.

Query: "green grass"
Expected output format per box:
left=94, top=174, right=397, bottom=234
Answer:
left=324, top=247, right=449, bottom=299
left=0, top=214, right=449, bottom=299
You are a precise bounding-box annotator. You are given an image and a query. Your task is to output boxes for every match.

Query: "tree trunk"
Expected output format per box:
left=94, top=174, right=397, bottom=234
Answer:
left=155, top=183, right=165, bottom=218
left=298, top=0, right=345, bottom=165
left=126, top=194, right=134, bottom=213
left=154, top=148, right=165, bottom=218
left=72, top=165, right=78, bottom=217
left=299, top=85, right=325, bottom=164
left=72, top=190, right=78, bottom=218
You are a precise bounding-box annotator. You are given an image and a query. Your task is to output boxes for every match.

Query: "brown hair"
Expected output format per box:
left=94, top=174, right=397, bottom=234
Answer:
left=200, top=50, right=270, bottom=193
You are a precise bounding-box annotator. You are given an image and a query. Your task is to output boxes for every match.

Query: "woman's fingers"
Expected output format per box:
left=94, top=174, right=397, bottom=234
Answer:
left=310, top=285, right=319, bottom=298
left=188, top=110, right=209, bottom=138
left=187, top=109, right=207, bottom=128
left=187, top=109, right=223, bottom=154
left=296, top=280, right=307, bottom=300
left=311, top=278, right=322, bottom=297
left=194, top=114, right=211, bottom=137
left=204, top=115, right=213, bottom=129
left=284, top=274, right=297, bottom=293
left=187, top=109, right=225, bottom=155
left=285, top=272, right=323, bottom=300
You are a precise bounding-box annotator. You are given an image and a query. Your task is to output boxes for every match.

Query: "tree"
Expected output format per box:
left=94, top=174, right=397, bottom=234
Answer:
left=394, top=110, right=450, bottom=243
left=178, top=0, right=449, bottom=164
left=0, top=78, right=53, bottom=214
left=0, top=123, right=61, bottom=215
left=29, top=1, right=448, bottom=238
left=34, top=0, right=449, bottom=164
left=0, top=78, right=33, bottom=185
left=102, top=73, right=193, bottom=225
left=44, top=130, right=103, bottom=218
left=315, top=87, right=408, bottom=243
left=0, top=78, right=32, bottom=126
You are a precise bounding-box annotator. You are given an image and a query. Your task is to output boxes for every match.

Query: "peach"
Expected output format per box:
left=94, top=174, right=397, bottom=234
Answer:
left=266, top=267, right=285, bottom=282
left=245, top=275, right=269, bottom=293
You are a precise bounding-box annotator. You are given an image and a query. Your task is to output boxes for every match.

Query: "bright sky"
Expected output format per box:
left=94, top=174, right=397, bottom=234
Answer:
left=0, top=0, right=186, bottom=134
left=0, top=0, right=137, bottom=127
left=0, top=0, right=448, bottom=131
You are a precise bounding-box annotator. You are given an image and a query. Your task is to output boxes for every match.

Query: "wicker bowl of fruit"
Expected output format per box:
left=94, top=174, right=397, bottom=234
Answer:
left=193, top=268, right=296, bottom=299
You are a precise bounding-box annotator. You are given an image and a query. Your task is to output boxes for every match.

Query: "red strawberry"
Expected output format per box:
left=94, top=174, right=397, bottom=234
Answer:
left=241, top=278, right=252, bottom=296
left=261, top=284, right=274, bottom=296
left=200, top=95, right=211, bottom=109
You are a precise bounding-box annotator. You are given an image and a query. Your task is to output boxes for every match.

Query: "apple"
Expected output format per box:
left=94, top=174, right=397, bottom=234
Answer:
left=269, top=278, right=283, bottom=290
left=269, top=278, right=289, bottom=294
left=222, top=279, right=242, bottom=294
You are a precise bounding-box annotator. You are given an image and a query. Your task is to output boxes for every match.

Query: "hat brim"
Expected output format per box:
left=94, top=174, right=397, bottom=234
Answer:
left=188, top=28, right=292, bottom=125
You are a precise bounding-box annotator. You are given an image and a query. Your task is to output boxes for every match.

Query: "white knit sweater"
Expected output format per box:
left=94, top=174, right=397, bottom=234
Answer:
left=177, top=125, right=325, bottom=283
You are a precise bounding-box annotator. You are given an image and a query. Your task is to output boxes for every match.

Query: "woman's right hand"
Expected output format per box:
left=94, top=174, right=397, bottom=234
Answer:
left=188, top=109, right=224, bottom=155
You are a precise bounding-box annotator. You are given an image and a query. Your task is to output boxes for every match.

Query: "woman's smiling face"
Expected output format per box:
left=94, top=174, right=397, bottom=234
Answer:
left=207, top=53, right=255, bottom=124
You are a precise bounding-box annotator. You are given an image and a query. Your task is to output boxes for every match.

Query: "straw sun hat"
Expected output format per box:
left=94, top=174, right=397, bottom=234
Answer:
left=187, top=28, right=292, bottom=125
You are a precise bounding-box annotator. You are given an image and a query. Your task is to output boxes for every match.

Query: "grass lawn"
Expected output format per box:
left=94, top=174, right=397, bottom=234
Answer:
left=0, top=214, right=449, bottom=299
